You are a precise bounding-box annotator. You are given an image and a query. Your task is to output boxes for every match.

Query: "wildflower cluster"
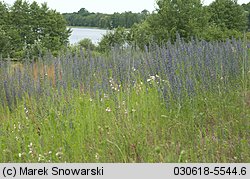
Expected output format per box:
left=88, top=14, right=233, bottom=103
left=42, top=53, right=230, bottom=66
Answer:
left=0, top=37, right=248, bottom=111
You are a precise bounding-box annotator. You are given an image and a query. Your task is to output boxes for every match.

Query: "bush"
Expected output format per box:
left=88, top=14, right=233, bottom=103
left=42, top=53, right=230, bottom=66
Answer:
left=97, top=27, right=129, bottom=52
left=78, top=38, right=96, bottom=51
left=201, top=25, right=244, bottom=41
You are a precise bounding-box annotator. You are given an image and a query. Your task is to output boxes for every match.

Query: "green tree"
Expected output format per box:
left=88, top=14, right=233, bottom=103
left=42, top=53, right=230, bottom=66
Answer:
left=208, top=0, right=248, bottom=32
left=0, top=1, right=8, bottom=25
left=146, top=0, right=209, bottom=42
left=98, top=27, right=128, bottom=52
left=99, top=16, right=110, bottom=29
left=40, top=7, right=71, bottom=52
left=242, top=2, right=250, bottom=31
left=0, top=2, right=9, bottom=55
left=62, top=8, right=147, bottom=29
left=201, top=24, right=243, bottom=41
left=10, top=0, right=31, bottom=53
left=0, top=0, right=71, bottom=58
left=0, top=27, right=10, bottom=56
left=78, top=8, right=91, bottom=16
left=128, top=22, right=152, bottom=49
left=0, top=1, right=22, bottom=56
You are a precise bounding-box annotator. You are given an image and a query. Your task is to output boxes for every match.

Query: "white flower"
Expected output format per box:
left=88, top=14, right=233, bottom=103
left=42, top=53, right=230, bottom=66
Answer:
left=106, top=107, right=111, bottom=112
left=56, top=152, right=63, bottom=157
left=24, top=107, right=29, bottom=114
left=150, top=76, right=156, bottom=81
left=28, top=143, right=33, bottom=148
left=95, top=153, right=100, bottom=160
left=104, top=94, right=109, bottom=98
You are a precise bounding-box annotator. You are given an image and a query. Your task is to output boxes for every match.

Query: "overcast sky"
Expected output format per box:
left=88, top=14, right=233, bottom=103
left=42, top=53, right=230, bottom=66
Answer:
left=3, top=0, right=250, bottom=14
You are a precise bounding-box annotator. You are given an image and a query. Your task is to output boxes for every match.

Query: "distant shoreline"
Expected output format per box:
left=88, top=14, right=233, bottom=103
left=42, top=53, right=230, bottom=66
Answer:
left=67, top=26, right=109, bottom=30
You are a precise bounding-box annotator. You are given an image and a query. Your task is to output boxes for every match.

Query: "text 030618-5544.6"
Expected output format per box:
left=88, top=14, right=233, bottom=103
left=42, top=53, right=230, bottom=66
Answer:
left=173, top=166, right=247, bottom=176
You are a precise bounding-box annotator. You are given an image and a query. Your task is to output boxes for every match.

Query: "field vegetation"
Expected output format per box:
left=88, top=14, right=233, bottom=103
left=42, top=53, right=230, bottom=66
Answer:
left=0, top=0, right=250, bottom=163
left=0, top=37, right=249, bottom=162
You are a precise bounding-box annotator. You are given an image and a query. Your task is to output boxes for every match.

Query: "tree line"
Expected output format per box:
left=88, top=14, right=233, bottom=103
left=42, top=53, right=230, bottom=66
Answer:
left=63, top=8, right=149, bottom=29
left=1, top=0, right=250, bottom=58
left=97, top=0, right=250, bottom=51
left=0, top=0, right=70, bottom=58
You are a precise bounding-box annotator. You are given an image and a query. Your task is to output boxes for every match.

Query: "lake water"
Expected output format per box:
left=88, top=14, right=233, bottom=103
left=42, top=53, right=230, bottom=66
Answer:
left=68, top=27, right=109, bottom=45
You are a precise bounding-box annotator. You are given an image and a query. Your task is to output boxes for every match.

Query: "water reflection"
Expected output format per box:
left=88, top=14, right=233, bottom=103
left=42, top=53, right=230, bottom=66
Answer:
left=68, top=27, right=109, bottom=45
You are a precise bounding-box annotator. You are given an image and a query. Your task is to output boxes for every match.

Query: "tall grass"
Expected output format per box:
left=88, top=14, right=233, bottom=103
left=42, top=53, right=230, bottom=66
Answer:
left=0, top=37, right=249, bottom=162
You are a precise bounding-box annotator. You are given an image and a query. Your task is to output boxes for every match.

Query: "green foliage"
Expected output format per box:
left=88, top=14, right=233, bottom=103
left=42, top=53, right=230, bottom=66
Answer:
left=0, top=27, right=8, bottom=55
left=98, top=27, right=129, bottom=52
left=242, top=2, right=250, bottom=31
left=78, top=8, right=91, bottom=16
left=0, top=1, right=8, bottom=24
left=0, top=1, right=11, bottom=55
left=98, top=22, right=155, bottom=51
left=0, top=39, right=249, bottom=162
left=147, top=0, right=209, bottom=42
left=97, top=0, right=249, bottom=50
left=128, top=22, right=153, bottom=49
left=63, top=8, right=149, bottom=29
left=201, top=25, right=244, bottom=41
left=78, top=38, right=96, bottom=51
left=0, top=0, right=70, bottom=58
left=208, top=0, right=248, bottom=32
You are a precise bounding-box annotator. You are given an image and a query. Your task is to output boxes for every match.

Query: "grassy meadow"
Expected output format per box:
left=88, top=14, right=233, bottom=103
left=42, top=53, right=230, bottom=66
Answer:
left=0, top=38, right=249, bottom=163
